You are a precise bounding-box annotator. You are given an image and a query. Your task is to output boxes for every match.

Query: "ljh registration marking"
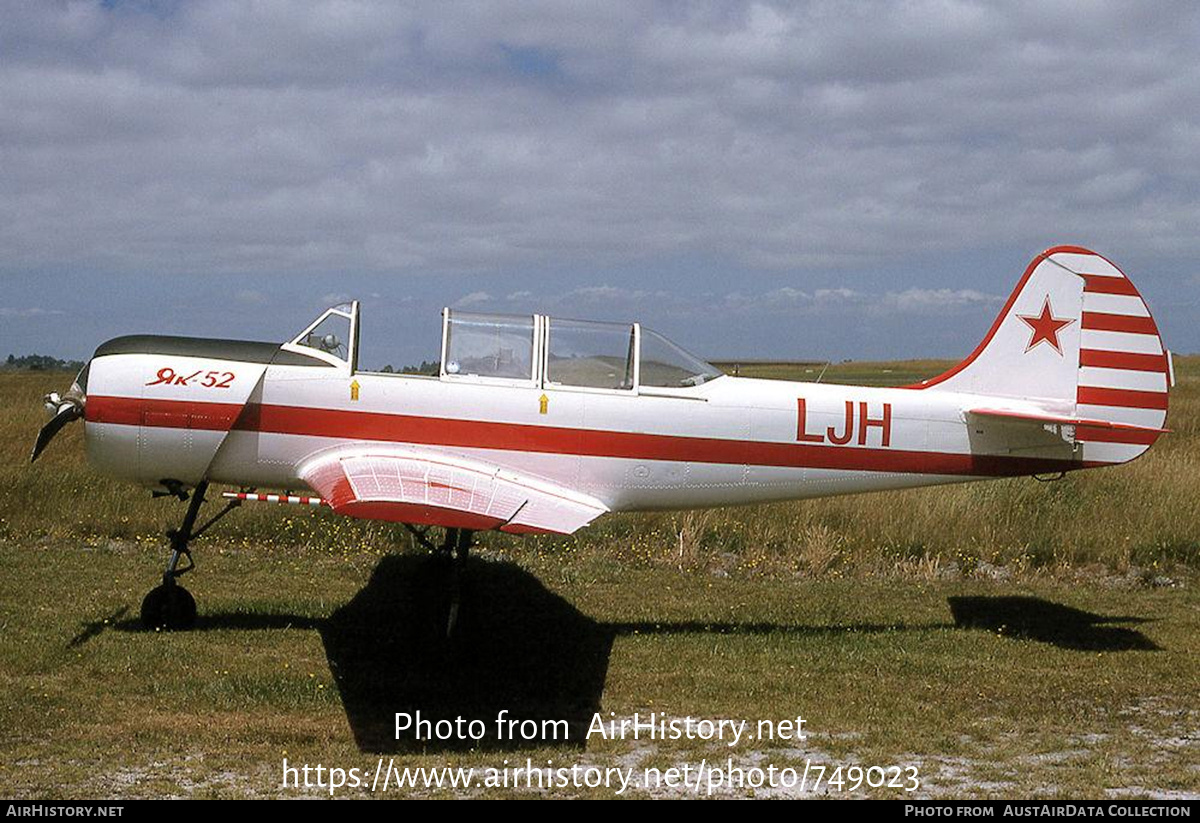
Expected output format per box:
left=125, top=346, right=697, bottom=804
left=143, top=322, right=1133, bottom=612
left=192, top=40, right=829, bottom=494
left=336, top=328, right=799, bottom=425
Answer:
left=797, top=398, right=893, bottom=446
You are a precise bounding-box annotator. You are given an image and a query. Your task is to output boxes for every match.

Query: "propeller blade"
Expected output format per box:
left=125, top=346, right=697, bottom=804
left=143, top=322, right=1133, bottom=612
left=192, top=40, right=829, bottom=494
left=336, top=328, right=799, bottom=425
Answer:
left=30, top=402, right=84, bottom=463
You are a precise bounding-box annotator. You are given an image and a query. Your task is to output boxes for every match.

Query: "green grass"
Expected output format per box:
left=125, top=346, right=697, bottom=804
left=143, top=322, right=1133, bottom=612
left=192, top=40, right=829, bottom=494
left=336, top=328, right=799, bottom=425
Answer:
left=0, top=542, right=1195, bottom=798
left=0, top=363, right=1196, bottom=798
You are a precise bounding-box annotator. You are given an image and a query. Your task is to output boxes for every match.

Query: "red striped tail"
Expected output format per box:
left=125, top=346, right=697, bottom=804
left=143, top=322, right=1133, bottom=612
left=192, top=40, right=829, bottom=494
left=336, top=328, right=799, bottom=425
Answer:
left=913, top=246, right=1171, bottom=465
left=1072, top=248, right=1171, bottom=464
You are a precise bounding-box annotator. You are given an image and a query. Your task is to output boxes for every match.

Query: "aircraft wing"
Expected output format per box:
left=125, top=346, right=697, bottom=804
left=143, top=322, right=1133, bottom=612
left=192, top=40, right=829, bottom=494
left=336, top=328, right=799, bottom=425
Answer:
left=299, top=447, right=609, bottom=535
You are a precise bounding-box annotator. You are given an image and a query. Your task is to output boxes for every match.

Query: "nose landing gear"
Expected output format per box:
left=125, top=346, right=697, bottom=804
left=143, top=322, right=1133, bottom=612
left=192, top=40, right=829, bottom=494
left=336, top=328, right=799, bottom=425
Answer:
left=140, top=480, right=239, bottom=631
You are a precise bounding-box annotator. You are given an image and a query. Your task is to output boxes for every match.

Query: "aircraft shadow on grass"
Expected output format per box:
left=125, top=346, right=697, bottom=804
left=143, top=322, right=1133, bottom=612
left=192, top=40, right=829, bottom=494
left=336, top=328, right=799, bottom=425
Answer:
left=76, top=556, right=1158, bottom=753
left=947, top=595, right=1160, bottom=652
left=318, top=554, right=614, bottom=753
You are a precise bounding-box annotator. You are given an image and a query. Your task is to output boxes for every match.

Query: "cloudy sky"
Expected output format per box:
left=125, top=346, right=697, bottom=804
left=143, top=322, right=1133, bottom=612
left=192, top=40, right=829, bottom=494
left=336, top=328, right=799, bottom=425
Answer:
left=2, top=1, right=1199, bottom=369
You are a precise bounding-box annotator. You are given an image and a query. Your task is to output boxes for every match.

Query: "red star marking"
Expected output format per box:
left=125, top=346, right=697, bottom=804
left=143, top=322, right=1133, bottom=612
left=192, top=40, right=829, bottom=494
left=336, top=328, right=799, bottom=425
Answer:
left=1018, top=297, right=1073, bottom=355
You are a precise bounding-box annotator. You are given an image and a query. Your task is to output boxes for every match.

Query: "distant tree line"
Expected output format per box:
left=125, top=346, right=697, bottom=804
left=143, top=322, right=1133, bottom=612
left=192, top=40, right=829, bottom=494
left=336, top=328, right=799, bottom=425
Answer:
left=4, top=353, right=86, bottom=372
left=379, top=359, right=439, bottom=375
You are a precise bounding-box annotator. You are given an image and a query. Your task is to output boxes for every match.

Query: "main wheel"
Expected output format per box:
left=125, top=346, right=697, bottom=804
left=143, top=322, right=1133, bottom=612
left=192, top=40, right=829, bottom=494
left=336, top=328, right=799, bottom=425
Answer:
left=140, top=583, right=197, bottom=630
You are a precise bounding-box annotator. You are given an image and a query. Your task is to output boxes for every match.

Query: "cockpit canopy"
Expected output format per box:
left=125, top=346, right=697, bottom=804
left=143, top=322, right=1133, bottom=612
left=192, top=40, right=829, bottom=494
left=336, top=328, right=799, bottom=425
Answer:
left=281, top=301, right=722, bottom=390
left=441, top=309, right=722, bottom=390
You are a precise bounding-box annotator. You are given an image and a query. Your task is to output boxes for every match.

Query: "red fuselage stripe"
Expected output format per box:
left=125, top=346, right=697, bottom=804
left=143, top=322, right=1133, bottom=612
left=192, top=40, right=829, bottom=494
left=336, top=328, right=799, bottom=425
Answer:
left=86, top=394, right=1105, bottom=477
left=87, top=396, right=245, bottom=430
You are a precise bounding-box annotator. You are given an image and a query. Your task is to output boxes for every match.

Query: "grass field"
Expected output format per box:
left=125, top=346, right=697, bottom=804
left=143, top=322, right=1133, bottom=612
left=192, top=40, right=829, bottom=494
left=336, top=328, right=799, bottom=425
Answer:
left=0, top=364, right=1196, bottom=798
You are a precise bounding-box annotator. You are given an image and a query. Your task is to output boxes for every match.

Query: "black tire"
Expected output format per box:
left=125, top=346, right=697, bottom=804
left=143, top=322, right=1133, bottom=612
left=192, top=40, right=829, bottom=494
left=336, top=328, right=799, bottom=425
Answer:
left=140, top=584, right=197, bottom=630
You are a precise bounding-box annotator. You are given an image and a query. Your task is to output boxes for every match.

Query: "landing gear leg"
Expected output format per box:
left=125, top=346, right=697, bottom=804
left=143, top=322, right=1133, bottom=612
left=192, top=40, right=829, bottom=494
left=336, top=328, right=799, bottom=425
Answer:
left=140, top=480, right=240, bottom=631
left=398, top=523, right=474, bottom=638
left=442, top=528, right=473, bottom=638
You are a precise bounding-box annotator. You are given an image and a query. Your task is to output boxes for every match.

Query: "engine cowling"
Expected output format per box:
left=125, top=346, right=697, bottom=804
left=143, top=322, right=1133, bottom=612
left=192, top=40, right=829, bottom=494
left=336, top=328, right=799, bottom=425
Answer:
left=81, top=335, right=282, bottom=491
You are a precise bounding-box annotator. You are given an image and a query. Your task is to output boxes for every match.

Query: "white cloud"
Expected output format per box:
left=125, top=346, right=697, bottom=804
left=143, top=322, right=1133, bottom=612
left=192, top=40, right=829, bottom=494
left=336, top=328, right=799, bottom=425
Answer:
left=235, top=289, right=269, bottom=305
left=879, top=288, right=1002, bottom=313
left=0, top=307, right=65, bottom=318
left=717, top=284, right=1000, bottom=316
left=454, top=291, right=493, bottom=306
left=0, top=2, right=1197, bottom=361
left=0, top=1, right=1196, bottom=283
left=813, top=287, right=860, bottom=303
left=472, top=280, right=999, bottom=320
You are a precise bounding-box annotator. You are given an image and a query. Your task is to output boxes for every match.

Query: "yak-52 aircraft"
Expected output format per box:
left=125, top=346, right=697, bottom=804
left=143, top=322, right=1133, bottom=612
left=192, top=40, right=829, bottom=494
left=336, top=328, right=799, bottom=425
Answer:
left=32, top=246, right=1171, bottom=630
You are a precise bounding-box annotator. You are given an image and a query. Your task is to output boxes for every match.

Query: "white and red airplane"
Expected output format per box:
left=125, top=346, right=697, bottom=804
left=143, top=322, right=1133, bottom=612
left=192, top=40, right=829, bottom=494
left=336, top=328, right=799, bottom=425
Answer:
left=32, top=246, right=1171, bottom=629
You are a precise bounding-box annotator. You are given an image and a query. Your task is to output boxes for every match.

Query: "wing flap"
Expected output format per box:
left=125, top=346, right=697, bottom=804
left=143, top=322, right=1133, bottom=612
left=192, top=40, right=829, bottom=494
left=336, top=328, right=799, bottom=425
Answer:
left=301, top=448, right=608, bottom=535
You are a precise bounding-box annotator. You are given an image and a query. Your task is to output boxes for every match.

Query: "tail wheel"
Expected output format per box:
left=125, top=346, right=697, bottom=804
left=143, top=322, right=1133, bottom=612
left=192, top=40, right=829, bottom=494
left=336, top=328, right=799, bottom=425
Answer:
left=140, top=584, right=197, bottom=631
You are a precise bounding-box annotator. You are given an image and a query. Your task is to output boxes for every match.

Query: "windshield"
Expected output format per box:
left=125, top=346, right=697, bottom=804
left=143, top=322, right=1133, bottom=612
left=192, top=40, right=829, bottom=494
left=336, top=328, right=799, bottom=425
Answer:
left=287, top=302, right=357, bottom=367
left=297, top=313, right=350, bottom=360
left=639, top=328, right=723, bottom=388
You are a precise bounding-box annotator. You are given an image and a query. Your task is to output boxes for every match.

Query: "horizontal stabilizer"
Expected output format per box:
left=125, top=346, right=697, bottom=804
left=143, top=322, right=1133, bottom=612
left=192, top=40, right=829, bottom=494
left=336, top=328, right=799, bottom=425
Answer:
left=967, top=408, right=1168, bottom=447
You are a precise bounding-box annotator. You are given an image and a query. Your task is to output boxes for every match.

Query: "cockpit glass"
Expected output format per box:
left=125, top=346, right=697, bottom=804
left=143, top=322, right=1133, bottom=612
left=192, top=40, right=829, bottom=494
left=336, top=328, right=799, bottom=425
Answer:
left=639, top=328, right=723, bottom=388
left=546, top=318, right=635, bottom=390
left=295, top=309, right=352, bottom=363
left=444, top=311, right=535, bottom=380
